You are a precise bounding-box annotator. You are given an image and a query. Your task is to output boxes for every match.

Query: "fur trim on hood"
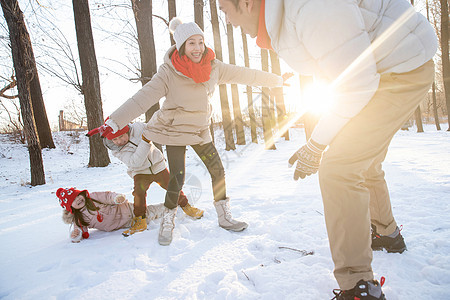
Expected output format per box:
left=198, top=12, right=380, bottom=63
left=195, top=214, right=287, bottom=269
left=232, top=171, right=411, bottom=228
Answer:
left=62, top=210, right=74, bottom=225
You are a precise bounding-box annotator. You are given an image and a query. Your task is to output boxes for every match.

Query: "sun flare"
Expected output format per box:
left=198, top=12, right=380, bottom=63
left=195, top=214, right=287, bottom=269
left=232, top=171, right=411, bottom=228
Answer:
left=301, top=81, right=335, bottom=115
left=283, top=80, right=335, bottom=118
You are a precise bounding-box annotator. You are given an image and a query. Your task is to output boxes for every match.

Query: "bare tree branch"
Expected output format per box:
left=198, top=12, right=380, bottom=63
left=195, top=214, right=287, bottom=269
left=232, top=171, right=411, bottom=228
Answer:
left=0, top=75, right=18, bottom=99
left=152, top=14, right=168, bottom=26
left=33, top=25, right=82, bottom=92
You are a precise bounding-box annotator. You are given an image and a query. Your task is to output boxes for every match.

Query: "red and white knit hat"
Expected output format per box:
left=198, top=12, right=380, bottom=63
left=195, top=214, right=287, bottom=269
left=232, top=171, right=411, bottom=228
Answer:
left=56, top=187, right=88, bottom=214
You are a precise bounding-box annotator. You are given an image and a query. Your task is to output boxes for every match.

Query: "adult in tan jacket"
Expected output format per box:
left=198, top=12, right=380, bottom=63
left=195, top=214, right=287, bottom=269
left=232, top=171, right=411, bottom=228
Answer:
left=101, top=18, right=288, bottom=246
left=219, top=0, right=437, bottom=298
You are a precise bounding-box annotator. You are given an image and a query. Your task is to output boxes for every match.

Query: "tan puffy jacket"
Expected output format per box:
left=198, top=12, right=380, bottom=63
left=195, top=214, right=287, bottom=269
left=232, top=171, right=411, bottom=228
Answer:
left=110, top=45, right=283, bottom=146
left=265, top=0, right=437, bottom=145
left=104, top=122, right=166, bottom=178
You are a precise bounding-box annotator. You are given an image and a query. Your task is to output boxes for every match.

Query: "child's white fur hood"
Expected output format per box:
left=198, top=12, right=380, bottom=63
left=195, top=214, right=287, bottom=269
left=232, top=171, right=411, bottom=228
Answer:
left=62, top=210, right=74, bottom=225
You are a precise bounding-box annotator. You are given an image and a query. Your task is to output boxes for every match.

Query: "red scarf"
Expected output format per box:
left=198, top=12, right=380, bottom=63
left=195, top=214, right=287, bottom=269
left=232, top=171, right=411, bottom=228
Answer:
left=171, top=47, right=215, bottom=83
left=255, top=0, right=273, bottom=50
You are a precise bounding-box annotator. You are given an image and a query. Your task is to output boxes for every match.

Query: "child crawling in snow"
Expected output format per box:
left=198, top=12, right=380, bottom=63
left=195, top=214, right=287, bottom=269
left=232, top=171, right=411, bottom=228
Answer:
left=57, top=187, right=166, bottom=243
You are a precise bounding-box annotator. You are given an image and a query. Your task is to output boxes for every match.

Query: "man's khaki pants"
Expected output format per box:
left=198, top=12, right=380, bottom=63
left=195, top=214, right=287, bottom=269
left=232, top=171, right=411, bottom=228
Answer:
left=319, top=60, right=434, bottom=290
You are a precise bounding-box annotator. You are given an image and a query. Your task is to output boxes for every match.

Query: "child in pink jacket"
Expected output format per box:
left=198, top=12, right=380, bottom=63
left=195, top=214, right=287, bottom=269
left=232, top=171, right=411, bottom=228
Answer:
left=57, top=187, right=164, bottom=242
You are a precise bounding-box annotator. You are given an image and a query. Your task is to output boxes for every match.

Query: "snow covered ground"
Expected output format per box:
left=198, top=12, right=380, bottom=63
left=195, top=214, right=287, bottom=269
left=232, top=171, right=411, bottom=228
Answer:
left=0, top=125, right=449, bottom=299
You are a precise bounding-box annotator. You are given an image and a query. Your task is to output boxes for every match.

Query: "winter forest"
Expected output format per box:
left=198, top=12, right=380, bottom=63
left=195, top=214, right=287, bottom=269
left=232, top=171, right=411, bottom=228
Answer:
left=0, top=0, right=450, bottom=299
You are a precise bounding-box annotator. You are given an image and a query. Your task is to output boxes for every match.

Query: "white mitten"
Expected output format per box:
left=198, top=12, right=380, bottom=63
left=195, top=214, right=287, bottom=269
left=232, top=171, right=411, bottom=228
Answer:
left=114, top=194, right=127, bottom=204
left=71, top=228, right=82, bottom=243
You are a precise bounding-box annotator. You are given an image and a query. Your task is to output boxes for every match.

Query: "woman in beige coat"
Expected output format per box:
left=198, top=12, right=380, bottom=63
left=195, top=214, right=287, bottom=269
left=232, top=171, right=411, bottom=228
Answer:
left=101, top=18, right=289, bottom=246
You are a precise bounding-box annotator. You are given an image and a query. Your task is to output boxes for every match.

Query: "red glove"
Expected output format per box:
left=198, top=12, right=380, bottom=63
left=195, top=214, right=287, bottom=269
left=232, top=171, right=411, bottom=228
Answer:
left=86, top=123, right=113, bottom=138
left=98, top=124, right=113, bottom=138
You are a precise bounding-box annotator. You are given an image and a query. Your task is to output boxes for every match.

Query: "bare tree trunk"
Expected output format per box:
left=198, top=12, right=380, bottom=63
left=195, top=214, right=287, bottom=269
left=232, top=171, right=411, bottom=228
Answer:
left=209, top=0, right=235, bottom=150
left=410, top=0, right=424, bottom=133
left=241, top=30, right=257, bottom=143
left=131, top=0, right=159, bottom=122
left=1, top=0, right=45, bottom=186
left=227, top=24, right=245, bottom=145
left=260, top=49, right=276, bottom=150
left=72, top=0, right=110, bottom=167
left=1, top=1, right=54, bottom=149
left=194, top=0, right=213, bottom=143
left=29, top=72, right=55, bottom=149
left=415, top=107, right=424, bottom=132
left=269, top=50, right=289, bottom=141
left=194, top=0, right=204, bottom=29
left=431, top=82, right=441, bottom=130
left=168, top=0, right=176, bottom=45
left=426, top=0, right=441, bottom=131
left=269, top=82, right=276, bottom=133
left=440, top=0, right=450, bottom=131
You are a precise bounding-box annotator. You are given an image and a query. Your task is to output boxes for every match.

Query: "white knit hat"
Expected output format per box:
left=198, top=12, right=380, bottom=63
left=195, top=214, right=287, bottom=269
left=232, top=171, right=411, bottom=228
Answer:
left=169, top=17, right=204, bottom=51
